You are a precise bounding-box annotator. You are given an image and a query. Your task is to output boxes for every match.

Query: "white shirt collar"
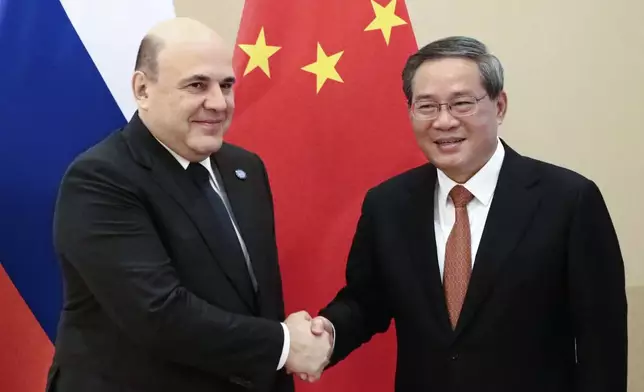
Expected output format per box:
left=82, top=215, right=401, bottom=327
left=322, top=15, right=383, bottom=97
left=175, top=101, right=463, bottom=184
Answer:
left=436, top=138, right=505, bottom=207
left=154, top=137, right=217, bottom=181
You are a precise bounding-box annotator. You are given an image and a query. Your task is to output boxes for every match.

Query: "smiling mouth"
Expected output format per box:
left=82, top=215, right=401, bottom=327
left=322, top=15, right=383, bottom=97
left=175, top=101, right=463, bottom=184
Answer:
left=435, top=138, right=465, bottom=145
left=194, top=120, right=223, bottom=125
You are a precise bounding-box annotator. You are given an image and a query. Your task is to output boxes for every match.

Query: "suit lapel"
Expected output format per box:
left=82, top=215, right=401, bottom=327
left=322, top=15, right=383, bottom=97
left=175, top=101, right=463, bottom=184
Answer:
left=122, top=114, right=256, bottom=312
left=453, top=144, right=541, bottom=337
left=404, top=166, right=454, bottom=335
left=211, top=149, right=272, bottom=313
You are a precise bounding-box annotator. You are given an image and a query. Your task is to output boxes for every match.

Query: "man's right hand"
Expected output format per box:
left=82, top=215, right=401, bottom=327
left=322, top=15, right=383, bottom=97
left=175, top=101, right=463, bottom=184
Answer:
left=284, top=311, right=332, bottom=381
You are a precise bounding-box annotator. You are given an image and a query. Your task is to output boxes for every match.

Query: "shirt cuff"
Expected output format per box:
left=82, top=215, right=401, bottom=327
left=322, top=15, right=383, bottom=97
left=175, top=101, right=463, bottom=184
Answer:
left=329, top=320, right=336, bottom=353
left=277, top=322, right=290, bottom=370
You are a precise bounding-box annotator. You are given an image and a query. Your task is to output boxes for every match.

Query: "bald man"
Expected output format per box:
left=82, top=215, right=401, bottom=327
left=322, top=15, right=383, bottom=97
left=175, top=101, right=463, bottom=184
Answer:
left=46, top=18, right=330, bottom=392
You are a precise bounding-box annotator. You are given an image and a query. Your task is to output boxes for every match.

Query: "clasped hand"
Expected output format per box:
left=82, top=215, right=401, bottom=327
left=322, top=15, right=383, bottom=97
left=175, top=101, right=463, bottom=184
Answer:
left=284, top=311, right=334, bottom=382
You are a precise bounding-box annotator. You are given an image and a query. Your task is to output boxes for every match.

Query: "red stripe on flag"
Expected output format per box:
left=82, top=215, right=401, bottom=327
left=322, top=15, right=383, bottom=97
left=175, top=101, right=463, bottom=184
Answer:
left=230, top=0, right=425, bottom=391
left=0, top=265, right=54, bottom=392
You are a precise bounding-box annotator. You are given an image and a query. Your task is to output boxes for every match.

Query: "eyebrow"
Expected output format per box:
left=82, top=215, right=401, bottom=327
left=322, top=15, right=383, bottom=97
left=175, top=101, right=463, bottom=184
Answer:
left=414, top=91, right=477, bottom=101
left=413, top=93, right=436, bottom=101
left=180, top=74, right=211, bottom=85
left=220, top=76, right=236, bottom=85
left=179, top=74, right=236, bottom=85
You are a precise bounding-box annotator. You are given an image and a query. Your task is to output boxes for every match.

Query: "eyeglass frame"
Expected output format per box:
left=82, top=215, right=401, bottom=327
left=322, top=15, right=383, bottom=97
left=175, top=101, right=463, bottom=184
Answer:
left=410, top=93, right=489, bottom=121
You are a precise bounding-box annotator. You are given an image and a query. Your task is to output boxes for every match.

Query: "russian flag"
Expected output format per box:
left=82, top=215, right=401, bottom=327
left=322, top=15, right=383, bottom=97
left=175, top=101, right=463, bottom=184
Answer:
left=0, top=1, right=174, bottom=390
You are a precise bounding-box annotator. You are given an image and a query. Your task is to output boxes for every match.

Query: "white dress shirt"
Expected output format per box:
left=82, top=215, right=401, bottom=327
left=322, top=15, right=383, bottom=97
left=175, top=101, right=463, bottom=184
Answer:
left=322, top=142, right=505, bottom=358
left=158, top=141, right=290, bottom=371
left=434, top=139, right=505, bottom=279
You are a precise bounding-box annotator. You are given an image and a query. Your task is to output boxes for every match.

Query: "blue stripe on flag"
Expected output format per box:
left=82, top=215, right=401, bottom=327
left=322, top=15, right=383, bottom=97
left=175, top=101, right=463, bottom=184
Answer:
left=0, top=0, right=127, bottom=340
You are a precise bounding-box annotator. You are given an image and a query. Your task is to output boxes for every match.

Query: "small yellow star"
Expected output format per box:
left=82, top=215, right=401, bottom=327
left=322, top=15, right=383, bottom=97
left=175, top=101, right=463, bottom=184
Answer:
left=301, top=43, right=344, bottom=93
left=238, top=27, right=281, bottom=77
left=364, top=0, right=408, bottom=45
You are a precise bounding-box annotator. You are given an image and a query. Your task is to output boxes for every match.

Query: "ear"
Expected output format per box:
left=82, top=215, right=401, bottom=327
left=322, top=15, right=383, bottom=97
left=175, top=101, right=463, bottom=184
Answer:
left=495, top=90, right=508, bottom=125
left=132, top=70, right=151, bottom=110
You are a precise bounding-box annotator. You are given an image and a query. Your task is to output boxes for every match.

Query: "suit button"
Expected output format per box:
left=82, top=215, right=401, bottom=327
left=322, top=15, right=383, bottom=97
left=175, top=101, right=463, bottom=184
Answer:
left=451, top=354, right=459, bottom=361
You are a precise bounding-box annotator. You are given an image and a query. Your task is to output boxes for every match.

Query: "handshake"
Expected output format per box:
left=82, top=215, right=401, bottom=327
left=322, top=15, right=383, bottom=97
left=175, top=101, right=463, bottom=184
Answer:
left=283, top=311, right=334, bottom=382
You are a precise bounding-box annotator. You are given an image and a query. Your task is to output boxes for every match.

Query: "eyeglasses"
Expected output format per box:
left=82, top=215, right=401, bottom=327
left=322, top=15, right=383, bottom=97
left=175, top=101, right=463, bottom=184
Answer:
left=411, top=94, right=488, bottom=120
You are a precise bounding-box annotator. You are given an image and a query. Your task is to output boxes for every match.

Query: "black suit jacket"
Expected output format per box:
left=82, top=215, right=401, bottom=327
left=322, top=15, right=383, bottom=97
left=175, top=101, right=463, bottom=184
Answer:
left=46, top=113, right=294, bottom=392
left=320, top=141, right=627, bottom=392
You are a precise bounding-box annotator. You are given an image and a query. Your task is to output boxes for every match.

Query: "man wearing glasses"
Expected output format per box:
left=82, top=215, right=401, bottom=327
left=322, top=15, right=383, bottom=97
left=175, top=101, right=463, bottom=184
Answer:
left=306, top=36, right=627, bottom=391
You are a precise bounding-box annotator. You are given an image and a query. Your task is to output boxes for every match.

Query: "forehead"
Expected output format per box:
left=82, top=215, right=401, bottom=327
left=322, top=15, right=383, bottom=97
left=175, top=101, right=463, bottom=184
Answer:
left=157, top=40, right=234, bottom=81
left=411, top=57, right=484, bottom=98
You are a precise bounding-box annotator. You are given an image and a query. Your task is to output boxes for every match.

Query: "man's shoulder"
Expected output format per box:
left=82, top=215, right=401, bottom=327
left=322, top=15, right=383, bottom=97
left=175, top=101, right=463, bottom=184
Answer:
left=72, top=128, right=125, bottom=164
left=520, top=153, right=595, bottom=194
left=365, top=163, right=434, bottom=201
left=63, top=127, right=131, bottom=180
left=219, top=142, right=262, bottom=164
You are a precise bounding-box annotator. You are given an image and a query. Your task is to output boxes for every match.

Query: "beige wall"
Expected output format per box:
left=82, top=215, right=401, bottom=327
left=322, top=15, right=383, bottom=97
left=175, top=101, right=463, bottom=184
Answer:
left=175, top=0, right=643, bottom=389
left=175, top=0, right=243, bottom=48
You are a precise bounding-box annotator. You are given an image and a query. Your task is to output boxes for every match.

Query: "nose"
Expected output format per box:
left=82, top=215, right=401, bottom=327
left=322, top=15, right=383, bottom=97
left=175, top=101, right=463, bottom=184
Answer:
left=204, top=85, right=228, bottom=111
left=432, top=105, right=460, bottom=131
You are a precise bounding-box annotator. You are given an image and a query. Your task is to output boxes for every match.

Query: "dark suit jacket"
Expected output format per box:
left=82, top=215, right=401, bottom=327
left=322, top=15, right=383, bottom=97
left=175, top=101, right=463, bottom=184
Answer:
left=46, top=113, right=294, bottom=392
left=319, top=141, right=627, bottom=392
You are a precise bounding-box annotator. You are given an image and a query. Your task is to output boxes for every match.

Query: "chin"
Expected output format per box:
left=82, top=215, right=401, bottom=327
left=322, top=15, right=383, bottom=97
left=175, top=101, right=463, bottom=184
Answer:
left=430, top=153, right=467, bottom=173
left=189, top=138, right=223, bottom=156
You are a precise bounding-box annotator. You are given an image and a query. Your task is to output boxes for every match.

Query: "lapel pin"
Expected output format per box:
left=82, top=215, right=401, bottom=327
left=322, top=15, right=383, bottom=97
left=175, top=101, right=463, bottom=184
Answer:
left=235, top=169, right=247, bottom=180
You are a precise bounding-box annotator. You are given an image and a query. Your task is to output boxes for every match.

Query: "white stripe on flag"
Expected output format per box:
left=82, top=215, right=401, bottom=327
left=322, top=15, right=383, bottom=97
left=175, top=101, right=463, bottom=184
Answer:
left=60, top=0, right=175, bottom=119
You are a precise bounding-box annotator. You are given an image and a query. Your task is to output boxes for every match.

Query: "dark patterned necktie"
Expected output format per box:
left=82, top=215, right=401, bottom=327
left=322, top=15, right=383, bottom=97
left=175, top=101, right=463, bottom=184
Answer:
left=186, top=162, right=258, bottom=292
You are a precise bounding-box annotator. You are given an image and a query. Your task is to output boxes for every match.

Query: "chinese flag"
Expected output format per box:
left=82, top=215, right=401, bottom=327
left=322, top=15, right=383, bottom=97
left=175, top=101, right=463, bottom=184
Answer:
left=227, top=0, right=426, bottom=391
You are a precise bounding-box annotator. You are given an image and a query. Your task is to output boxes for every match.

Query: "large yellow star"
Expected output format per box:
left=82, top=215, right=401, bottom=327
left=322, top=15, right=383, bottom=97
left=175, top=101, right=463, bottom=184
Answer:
left=238, top=27, right=281, bottom=77
left=301, top=43, right=344, bottom=93
left=364, top=0, right=408, bottom=45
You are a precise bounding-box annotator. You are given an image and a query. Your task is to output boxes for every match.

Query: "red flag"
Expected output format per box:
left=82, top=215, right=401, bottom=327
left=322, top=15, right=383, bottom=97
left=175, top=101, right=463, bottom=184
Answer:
left=0, top=265, right=53, bottom=391
left=228, top=1, right=425, bottom=390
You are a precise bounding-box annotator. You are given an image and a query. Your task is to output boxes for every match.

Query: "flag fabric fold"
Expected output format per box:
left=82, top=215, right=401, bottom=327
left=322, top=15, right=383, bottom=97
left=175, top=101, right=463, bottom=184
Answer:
left=0, top=1, right=174, bottom=390
left=1, top=0, right=424, bottom=390
left=229, top=1, right=424, bottom=390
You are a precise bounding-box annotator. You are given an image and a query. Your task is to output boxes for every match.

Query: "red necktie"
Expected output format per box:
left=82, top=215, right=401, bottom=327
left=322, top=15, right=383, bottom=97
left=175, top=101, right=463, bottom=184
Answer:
left=443, top=185, right=474, bottom=329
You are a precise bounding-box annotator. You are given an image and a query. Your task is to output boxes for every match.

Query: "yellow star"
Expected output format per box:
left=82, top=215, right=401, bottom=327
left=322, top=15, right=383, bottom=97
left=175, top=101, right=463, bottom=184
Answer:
left=238, top=27, right=281, bottom=77
left=301, top=43, right=344, bottom=93
left=364, top=0, right=408, bottom=45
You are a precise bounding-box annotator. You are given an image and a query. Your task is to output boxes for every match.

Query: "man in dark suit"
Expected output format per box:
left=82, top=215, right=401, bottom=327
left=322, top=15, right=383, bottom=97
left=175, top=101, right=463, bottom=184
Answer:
left=46, top=17, right=330, bottom=392
left=307, top=36, right=628, bottom=391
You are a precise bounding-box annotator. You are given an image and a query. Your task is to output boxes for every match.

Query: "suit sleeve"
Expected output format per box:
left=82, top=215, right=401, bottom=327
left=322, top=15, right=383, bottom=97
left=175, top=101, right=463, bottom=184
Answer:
left=567, top=180, right=627, bottom=392
left=318, top=190, right=393, bottom=365
left=254, top=152, right=291, bottom=370
left=54, top=156, right=284, bottom=383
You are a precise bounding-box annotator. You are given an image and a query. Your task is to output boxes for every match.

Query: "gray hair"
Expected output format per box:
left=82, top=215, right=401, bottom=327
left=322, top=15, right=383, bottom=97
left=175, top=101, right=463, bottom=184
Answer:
left=402, top=36, right=504, bottom=105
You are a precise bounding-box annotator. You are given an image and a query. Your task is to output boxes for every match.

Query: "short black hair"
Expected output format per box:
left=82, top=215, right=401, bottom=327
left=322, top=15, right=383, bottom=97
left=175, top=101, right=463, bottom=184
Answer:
left=402, top=36, right=504, bottom=105
left=134, top=35, right=164, bottom=81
